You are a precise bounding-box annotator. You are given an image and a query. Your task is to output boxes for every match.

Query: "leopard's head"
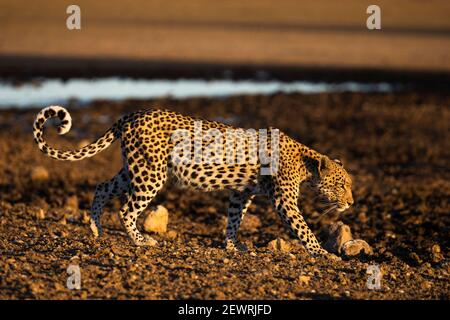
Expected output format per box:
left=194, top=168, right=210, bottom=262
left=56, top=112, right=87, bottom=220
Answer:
left=313, top=156, right=353, bottom=212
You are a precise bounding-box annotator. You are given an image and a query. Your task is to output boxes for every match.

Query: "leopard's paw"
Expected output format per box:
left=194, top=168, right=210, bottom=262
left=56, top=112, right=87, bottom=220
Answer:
left=90, top=220, right=103, bottom=238
left=134, top=235, right=158, bottom=247
left=225, top=240, right=248, bottom=252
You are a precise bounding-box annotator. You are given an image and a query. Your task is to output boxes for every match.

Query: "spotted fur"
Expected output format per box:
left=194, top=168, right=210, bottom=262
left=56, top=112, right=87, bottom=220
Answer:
left=33, top=106, right=353, bottom=257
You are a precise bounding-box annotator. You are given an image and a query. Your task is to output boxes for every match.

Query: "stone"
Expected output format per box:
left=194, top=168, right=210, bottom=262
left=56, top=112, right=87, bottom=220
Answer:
left=358, top=211, right=368, bottom=223
left=167, top=230, right=178, bottom=239
left=144, top=205, right=169, bottom=234
left=58, top=216, right=67, bottom=225
left=28, top=206, right=45, bottom=219
left=323, top=222, right=353, bottom=254
left=35, top=208, right=45, bottom=220
left=430, top=244, right=444, bottom=263
left=267, top=238, right=290, bottom=253
left=65, top=195, right=79, bottom=210
left=421, top=281, right=432, bottom=290
left=297, top=275, right=310, bottom=286
left=410, top=252, right=423, bottom=265
left=30, top=166, right=49, bottom=182
left=81, top=211, right=90, bottom=224
left=324, top=222, right=373, bottom=257
left=342, top=239, right=373, bottom=257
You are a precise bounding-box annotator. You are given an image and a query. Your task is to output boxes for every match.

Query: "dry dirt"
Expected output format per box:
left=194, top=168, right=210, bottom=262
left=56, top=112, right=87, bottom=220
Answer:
left=0, top=91, right=449, bottom=299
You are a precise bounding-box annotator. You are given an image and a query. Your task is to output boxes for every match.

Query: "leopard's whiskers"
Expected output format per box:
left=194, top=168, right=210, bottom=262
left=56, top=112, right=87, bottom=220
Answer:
left=316, top=203, right=338, bottom=222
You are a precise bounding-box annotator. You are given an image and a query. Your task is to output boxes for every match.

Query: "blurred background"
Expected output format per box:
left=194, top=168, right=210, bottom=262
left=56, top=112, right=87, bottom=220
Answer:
left=1, top=0, right=449, bottom=81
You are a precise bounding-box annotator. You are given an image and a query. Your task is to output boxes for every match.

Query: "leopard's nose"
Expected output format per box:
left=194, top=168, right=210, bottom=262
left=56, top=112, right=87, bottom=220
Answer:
left=347, top=199, right=354, bottom=206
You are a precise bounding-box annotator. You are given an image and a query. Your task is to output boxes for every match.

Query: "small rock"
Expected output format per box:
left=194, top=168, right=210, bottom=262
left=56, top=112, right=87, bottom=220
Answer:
left=240, top=214, right=261, bottom=231
left=29, top=206, right=45, bottom=219
left=54, top=282, right=66, bottom=291
left=323, top=222, right=353, bottom=254
left=338, top=273, right=348, bottom=285
left=297, top=275, right=310, bottom=286
left=65, top=195, right=79, bottom=210
left=167, top=230, right=178, bottom=239
left=358, top=211, right=368, bottom=223
left=267, top=238, right=290, bottom=253
left=342, top=239, right=373, bottom=257
left=430, top=244, right=444, bottom=263
left=421, top=281, right=432, bottom=290
left=30, top=166, right=49, bottom=182
left=81, top=211, right=90, bottom=224
left=324, top=222, right=373, bottom=257
left=30, top=282, right=43, bottom=295
left=410, top=252, right=423, bottom=265
left=58, top=216, right=67, bottom=225
left=223, top=258, right=230, bottom=264
left=144, top=205, right=169, bottom=234
left=36, top=208, right=45, bottom=220
left=250, top=252, right=257, bottom=257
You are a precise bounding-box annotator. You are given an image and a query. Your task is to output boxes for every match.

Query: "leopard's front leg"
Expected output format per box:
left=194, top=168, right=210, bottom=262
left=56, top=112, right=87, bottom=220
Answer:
left=271, top=192, right=328, bottom=256
left=267, top=172, right=337, bottom=259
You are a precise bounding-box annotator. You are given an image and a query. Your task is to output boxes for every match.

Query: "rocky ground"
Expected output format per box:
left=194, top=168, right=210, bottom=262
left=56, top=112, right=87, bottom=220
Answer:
left=0, top=91, right=449, bottom=299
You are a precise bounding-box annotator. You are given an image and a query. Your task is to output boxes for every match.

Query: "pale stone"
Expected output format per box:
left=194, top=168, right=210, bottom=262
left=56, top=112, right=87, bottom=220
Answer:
left=144, top=205, right=169, bottom=234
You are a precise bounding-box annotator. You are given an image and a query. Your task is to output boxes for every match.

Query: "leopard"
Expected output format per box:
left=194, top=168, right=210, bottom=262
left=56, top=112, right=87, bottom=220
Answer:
left=33, top=105, right=353, bottom=259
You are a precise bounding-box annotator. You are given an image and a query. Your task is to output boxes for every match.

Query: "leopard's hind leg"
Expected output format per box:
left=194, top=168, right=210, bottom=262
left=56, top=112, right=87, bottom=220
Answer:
left=225, top=190, right=255, bottom=251
left=90, top=168, right=129, bottom=238
left=119, top=150, right=168, bottom=246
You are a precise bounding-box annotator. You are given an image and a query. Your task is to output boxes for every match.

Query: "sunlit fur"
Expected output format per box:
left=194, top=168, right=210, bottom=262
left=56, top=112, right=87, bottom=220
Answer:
left=312, top=158, right=353, bottom=212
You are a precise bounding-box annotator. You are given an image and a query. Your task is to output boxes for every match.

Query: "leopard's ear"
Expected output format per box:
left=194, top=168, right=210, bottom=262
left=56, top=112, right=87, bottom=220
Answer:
left=333, top=158, right=343, bottom=166
left=318, top=156, right=332, bottom=176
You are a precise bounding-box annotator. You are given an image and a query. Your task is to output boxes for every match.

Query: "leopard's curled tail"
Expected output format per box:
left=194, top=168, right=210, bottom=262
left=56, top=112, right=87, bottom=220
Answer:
left=33, top=106, right=119, bottom=161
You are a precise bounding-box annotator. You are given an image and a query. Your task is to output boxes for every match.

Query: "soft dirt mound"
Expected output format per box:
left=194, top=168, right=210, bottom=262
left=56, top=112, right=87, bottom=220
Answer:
left=0, top=91, right=448, bottom=299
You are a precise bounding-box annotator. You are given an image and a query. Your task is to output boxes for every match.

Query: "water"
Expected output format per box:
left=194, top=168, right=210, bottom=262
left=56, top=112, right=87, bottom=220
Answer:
left=0, top=78, right=394, bottom=108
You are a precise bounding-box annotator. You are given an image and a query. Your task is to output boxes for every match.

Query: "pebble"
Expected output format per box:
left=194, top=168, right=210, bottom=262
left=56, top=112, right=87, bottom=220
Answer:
left=267, top=238, right=290, bottom=253
left=144, top=205, right=169, bottom=234
left=65, top=195, right=79, bottom=210
left=358, top=211, right=368, bottom=223
left=430, top=244, right=444, bottom=263
left=410, top=252, right=423, bottom=265
left=297, top=275, right=310, bottom=286
left=29, top=207, right=45, bottom=220
left=81, top=211, right=90, bottom=224
left=166, top=230, right=178, bottom=239
left=323, top=222, right=353, bottom=254
left=324, top=222, right=373, bottom=257
left=30, top=166, right=49, bottom=182
left=421, top=281, right=432, bottom=290
left=342, top=239, right=373, bottom=257
left=58, top=217, right=67, bottom=225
